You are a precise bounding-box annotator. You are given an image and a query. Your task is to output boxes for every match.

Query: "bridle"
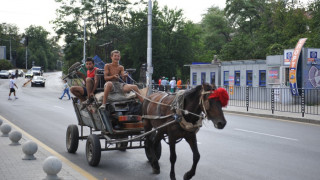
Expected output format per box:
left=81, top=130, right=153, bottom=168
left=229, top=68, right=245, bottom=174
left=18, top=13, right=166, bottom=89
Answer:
left=199, top=89, right=213, bottom=119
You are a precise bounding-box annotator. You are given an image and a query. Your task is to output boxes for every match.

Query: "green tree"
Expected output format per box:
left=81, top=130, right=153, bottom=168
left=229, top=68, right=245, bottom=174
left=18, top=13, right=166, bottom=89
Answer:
left=0, top=59, right=13, bottom=70
left=24, top=25, right=60, bottom=71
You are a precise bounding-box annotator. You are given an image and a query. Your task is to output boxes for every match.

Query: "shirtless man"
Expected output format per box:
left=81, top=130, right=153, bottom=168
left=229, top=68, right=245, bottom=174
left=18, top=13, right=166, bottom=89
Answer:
left=99, top=50, right=144, bottom=110
left=70, top=57, right=99, bottom=109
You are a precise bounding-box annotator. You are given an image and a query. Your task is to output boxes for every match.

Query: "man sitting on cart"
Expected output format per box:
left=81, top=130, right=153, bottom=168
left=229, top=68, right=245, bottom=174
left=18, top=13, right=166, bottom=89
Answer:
left=99, top=50, right=144, bottom=110
left=70, top=57, right=99, bottom=109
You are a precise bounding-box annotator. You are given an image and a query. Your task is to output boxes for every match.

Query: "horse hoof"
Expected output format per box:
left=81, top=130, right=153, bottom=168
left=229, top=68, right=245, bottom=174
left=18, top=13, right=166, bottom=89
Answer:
left=183, top=172, right=192, bottom=180
left=152, top=168, right=160, bottom=174
left=170, top=176, right=176, bottom=180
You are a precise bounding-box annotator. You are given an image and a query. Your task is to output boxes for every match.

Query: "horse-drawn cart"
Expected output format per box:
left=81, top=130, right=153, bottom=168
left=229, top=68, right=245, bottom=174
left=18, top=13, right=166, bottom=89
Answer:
left=66, top=93, right=166, bottom=166
left=65, top=66, right=164, bottom=166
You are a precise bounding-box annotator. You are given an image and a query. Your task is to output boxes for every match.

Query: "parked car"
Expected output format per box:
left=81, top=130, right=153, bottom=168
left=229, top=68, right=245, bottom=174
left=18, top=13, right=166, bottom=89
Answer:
left=0, top=70, right=11, bottom=79
left=31, top=76, right=45, bottom=87
left=8, top=69, right=24, bottom=77
left=25, top=70, right=33, bottom=78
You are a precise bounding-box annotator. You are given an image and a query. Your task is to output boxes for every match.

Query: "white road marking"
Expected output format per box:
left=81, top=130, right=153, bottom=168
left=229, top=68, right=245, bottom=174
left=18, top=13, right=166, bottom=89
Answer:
left=234, top=128, right=298, bottom=141
left=54, top=105, right=64, bottom=109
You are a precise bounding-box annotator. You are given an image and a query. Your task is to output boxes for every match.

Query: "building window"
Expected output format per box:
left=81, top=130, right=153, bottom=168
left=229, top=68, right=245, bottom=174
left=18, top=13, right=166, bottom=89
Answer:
left=201, top=72, right=206, bottom=84
left=192, top=72, right=197, bottom=85
left=210, top=72, right=215, bottom=85
left=224, top=71, right=229, bottom=86
left=246, top=70, right=253, bottom=86
left=235, top=71, right=240, bottom=86
left=259, top=70, right=266, bottom=87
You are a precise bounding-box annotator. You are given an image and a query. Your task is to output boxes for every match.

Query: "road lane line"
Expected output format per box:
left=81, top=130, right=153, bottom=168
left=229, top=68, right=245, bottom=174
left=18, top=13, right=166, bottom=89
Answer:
left=234, top=128, right=298, bottom=141
left=0, top=115, right=98, bottom=180
left=54, top=106, right=64, bottom=109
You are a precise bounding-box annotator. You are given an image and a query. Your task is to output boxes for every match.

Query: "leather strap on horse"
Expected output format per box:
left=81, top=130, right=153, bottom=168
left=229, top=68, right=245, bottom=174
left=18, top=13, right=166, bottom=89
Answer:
left=142, top=114, right=174, bottom=120
left=172, top=90, right=203, bottom=133
left=179, top=116, right=203, bottom=133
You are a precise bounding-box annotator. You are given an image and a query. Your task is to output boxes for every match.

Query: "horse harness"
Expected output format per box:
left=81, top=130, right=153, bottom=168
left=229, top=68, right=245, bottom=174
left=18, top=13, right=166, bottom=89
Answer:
left=142, top=89, right=213, bottom=133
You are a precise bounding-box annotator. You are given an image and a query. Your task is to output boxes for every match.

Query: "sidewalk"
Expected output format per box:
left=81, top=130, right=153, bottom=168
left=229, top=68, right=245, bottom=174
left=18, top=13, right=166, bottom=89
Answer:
left=224, top=106, right=320, bottom=125
left=0, top=116, right=95, bottom=180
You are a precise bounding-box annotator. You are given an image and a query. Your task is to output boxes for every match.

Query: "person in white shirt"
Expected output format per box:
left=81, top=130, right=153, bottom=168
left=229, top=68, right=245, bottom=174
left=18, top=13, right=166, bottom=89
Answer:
left=8, top=76, right=18, bottom=100
left=59, top=80, right=71, bottom=100
left=169, top=77, right=176, bottom=93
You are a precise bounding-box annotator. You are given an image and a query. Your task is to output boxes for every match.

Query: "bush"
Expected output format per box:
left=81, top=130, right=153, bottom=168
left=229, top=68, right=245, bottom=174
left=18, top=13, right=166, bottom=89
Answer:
left=0, top=59, right=13, bottom=70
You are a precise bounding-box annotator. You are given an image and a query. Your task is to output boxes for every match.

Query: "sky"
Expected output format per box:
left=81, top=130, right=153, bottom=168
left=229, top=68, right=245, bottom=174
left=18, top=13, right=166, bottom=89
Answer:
left=0, top=0, right=226, bottom=38
left=0, top=0, right=309, bottom=45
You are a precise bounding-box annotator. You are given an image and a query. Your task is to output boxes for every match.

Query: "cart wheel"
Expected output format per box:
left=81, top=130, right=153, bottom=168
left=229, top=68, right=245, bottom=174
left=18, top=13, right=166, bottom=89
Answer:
left=145, top=133, right=162, bottom=161
left=86, top=134, right=101, bottom=166
left=66, top=125, right=79, bottom=153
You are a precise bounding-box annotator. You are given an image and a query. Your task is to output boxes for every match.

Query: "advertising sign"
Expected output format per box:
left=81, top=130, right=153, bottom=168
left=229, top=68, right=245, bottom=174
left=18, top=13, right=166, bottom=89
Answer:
left=307, top=48, right=320, bottom=64
left=229, top=76, right=234, bottom=95
left=284, top=49, right=293, bottom=66
left=289, top=38, right=307, bottom=96
left=0, top=46, right=6, bottom=60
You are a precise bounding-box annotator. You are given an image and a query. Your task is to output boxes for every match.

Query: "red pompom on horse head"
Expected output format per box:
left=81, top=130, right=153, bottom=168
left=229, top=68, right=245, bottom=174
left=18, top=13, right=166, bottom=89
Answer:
left=208, top=88, right=229, bottom=107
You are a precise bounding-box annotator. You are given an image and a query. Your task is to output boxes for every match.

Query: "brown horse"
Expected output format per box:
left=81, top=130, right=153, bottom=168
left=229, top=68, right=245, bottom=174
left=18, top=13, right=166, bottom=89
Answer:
left=142, top=83, right=228, bottom=180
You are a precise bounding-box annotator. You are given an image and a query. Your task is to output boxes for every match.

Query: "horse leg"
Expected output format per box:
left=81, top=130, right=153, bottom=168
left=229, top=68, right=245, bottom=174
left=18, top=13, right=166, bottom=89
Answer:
left=150, top=131, right=163, bottom=174
left=169, top=136, right=177, bottom=180
left=183, top=134, right=200, bottom=180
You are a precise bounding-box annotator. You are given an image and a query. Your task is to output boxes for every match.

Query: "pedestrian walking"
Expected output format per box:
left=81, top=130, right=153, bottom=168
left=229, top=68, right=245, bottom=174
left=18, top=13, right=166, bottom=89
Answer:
left=186, top=79, right=190, bottom=89
left=8, top=76, right=18, bottom=100
left=59, top=80, right=71, bottom=100
left=169, top=77, right=176, bottom=93
left=15, top=69, right=19, bottom=79
left=177, top=78, right=182, bottom=90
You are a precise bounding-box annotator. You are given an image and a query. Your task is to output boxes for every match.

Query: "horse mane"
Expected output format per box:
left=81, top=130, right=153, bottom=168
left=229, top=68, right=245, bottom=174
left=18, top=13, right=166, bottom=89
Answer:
left=182, top=85, right=206, bottom=124
left=184, top=85, right=203, bottom=97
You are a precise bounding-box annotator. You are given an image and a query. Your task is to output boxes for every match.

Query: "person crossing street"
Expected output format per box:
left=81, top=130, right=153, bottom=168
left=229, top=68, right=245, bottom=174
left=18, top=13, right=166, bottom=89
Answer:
left=8, top=76, right=18, bottom=100
left=59, top=80, right=71, bottom=100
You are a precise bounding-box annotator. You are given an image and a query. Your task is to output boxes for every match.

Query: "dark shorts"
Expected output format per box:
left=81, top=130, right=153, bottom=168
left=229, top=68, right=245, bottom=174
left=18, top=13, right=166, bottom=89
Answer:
left=10, top=88, right=15, bottom=93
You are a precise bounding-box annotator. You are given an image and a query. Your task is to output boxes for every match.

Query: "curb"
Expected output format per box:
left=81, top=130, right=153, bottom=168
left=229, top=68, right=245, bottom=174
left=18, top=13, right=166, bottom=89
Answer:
left=224, top=110, right=320, bottom=125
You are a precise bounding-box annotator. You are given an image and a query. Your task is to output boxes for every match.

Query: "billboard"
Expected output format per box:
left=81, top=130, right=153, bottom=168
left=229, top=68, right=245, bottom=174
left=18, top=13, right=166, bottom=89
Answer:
left=0, top=46, right=6, bottom=60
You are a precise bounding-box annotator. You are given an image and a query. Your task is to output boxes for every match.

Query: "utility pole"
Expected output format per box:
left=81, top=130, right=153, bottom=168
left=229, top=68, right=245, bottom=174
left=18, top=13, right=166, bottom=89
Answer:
left=83, top=18, right=87, bottom=64
left=147, top=0, right=153, bottom=95
left=26, top=46, right=28, bottom=69
left=9, top=37, right=12, bottom=61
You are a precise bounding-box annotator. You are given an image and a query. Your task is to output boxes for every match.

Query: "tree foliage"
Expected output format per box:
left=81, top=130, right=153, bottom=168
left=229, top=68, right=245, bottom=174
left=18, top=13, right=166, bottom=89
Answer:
left=52, top=0, right=320, bottom=81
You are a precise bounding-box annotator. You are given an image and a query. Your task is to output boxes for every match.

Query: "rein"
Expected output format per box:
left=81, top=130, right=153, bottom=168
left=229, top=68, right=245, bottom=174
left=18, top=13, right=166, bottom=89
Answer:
left=117, top=77, right=212, bottom=132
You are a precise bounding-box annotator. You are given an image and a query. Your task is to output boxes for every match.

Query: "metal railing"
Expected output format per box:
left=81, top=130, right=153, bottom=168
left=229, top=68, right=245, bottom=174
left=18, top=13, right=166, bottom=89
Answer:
left=223, top=86, right=320, bottom=116
left=152, top=85, right=319, bottom=116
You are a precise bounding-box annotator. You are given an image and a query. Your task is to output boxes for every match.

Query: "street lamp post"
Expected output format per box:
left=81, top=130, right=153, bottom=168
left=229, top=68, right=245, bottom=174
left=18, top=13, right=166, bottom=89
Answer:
left=83, top=18, right=86, bottom=63
left=146, top=0, right=153, bottom=95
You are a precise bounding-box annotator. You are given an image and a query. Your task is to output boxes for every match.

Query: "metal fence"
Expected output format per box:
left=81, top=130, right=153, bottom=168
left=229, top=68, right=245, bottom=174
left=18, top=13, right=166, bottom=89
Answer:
left=152, top=84, right=320, bottom=116
left=224, top=86, right=320, bottom=116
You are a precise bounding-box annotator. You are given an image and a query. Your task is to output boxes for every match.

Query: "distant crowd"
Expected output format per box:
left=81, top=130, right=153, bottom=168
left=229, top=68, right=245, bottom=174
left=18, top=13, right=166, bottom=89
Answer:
left=155, top=76, right=190, bottom=92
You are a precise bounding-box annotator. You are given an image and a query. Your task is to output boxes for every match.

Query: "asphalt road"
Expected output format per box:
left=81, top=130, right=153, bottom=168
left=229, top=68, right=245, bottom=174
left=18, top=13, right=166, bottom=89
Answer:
left=0, top=72, right=320, bottom=180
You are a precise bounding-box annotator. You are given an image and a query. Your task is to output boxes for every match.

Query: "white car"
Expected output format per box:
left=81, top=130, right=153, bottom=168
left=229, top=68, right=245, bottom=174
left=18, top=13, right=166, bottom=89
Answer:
left=31, top=76, right=46, bottom=87
left=0, top=70, right=11, bottom=79
left=25, top=70, right=33, bottom=78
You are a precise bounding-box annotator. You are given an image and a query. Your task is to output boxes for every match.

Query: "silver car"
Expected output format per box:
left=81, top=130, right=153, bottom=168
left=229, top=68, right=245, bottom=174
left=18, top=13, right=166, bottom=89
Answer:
left=0, top=70, right=11, bottom=79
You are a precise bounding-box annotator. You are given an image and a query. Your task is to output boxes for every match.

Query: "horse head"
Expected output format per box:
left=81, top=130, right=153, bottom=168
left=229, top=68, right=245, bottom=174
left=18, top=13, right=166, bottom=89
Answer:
left=200, top=84, right=228, bottom=129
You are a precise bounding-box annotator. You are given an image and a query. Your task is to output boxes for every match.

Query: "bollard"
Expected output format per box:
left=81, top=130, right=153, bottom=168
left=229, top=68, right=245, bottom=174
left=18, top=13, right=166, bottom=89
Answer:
left=22, top=140, right=38, bottom=160
left=1, top=123, right=12, bottom=137
left=43, top=156, right=62, bottom=180
left=9, top=131, right=22, bottom=146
